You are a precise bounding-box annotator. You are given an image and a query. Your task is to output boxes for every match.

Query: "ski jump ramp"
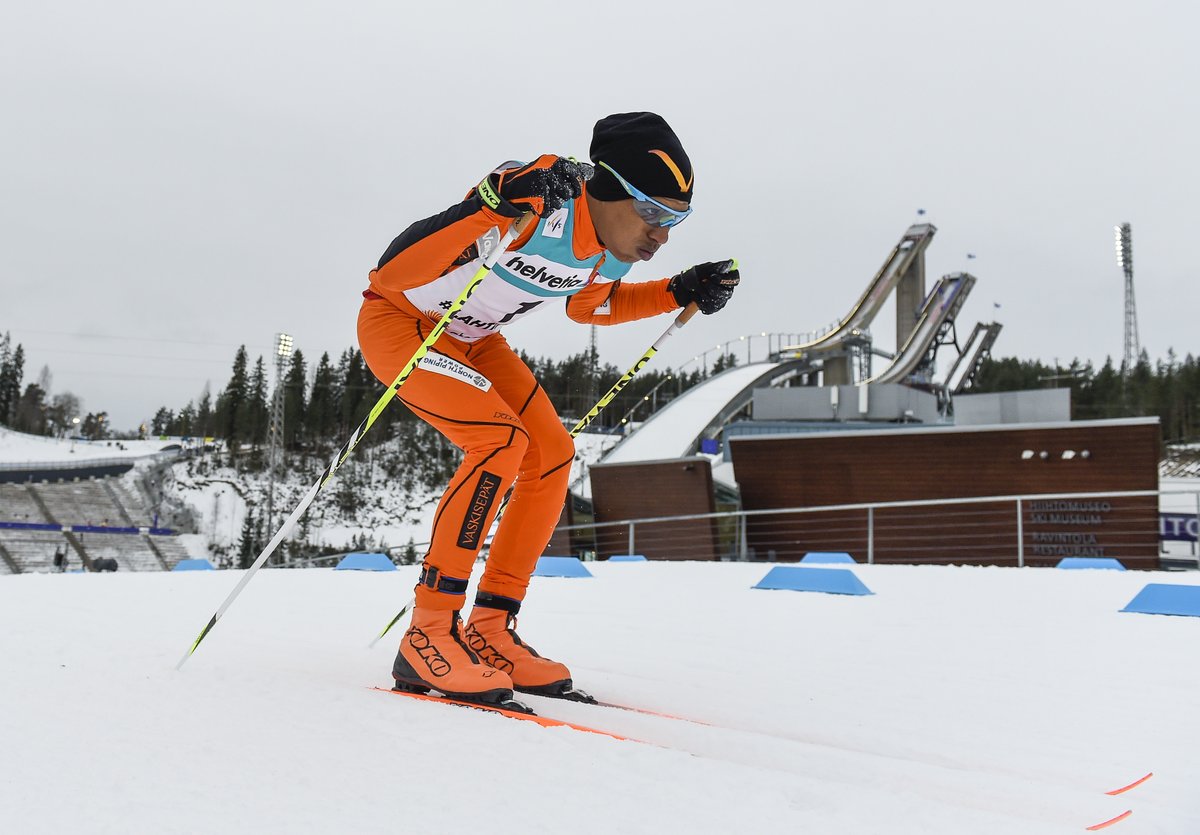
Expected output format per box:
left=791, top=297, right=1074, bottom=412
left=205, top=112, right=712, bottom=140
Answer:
left=600, top=360, right=805, bottom=464
left=864, top=271, right=975, bottom=385
left=599, top=224, right=985, bottom=466
left=781, top=223, right=936, bottom=356
left=946, top=321, right=1003, bottom=393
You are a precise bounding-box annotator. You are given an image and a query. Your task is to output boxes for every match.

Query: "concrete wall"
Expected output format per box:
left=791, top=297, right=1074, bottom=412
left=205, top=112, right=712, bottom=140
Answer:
left=753, top=384, right=940, bottom=424
left=954, top=389, right=1070, bottom=425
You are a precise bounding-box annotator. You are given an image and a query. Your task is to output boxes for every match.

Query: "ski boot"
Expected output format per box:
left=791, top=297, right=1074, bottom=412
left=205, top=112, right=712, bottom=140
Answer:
left=392, top=606, right=517, bottom=708
left=464, top=593, right=594, bottom=702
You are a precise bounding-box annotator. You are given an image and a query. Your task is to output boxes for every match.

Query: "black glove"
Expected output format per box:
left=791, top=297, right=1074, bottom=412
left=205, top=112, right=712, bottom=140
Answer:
left=483, top=154, right=593, bottom=218
left=667, top=259, right=740, bottom=315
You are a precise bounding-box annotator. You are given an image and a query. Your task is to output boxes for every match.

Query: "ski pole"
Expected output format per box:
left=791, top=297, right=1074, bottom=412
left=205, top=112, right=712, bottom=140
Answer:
left=177, top=216, right=533, bottom=669
left=568, top=300, right=699, bottom=436
left=367, top=298, right=703, bottom=648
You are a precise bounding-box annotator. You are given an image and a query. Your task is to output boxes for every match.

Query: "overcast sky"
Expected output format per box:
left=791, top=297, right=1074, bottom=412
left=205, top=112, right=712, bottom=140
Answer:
left=3, top=0, right=1196, bottom=431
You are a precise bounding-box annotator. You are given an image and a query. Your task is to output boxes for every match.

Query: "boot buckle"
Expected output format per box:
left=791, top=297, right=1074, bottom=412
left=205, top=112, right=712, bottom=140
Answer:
left=418, top=565, right=469, bottom=595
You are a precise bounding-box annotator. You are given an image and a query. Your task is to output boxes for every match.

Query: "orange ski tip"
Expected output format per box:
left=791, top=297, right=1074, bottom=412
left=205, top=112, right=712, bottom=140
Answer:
left=1105, top=771, right=1153, bottom=796
left=1085, top=809, right=1132, bottom=831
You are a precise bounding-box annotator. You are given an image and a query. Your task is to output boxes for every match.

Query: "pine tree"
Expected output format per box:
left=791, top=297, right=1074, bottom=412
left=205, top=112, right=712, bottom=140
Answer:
left=80, top=411, right=109, bottom=440
left=195, top=383, right=213, bottom=439
left=0, top=338, right=24, bottom=427
left=401, top=538, right=418, bottom=565
left=151, top=407, right=174, bottom=435
left=176, top=402, right=197, bottom=436
left=13, top=383, right=48, bottom=434
left=307, top=352, right=337, bottom=449
left=337, top=348, right=372, bottom=434
left=242, top=356, right=270, bottom=448
left=237, top=507, right=257, bottom=569
left=711, top=353, right=739, bottom=374
left=335, top=461, right=360, bottom=515
left=214, top=346, right=250, bottom=444
left=0, top=332, right=9, bottom=424
left=283, top=349, right=307, bottom=449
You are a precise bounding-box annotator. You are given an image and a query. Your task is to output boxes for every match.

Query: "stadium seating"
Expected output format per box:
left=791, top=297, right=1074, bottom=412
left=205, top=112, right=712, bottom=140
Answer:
left=0, top=478, right=190, bottom=572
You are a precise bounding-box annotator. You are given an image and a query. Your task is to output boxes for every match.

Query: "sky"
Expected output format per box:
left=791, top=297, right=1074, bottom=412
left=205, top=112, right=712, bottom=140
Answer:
left=3, top=0, right=1197, bottom=431
left=1, top=559, right=1197, bottom=832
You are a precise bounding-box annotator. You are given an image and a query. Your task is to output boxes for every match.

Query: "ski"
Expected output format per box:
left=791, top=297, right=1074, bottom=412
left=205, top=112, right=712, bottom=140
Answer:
left=521, top=685, right=712, bottom=727
left=589, top=698, right=712, bottom=726
left=371, top=687, right=633, bottom=742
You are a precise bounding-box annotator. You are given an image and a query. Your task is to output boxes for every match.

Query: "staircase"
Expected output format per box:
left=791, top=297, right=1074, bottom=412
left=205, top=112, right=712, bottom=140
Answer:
left=0, top=529, right=74, bottom=573
left=0, top=542, right=17, bottom=574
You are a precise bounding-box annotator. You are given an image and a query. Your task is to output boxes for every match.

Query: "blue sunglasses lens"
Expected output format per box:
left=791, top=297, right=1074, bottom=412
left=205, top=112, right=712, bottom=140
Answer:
left=600, top=162, right=691, bottom=228
left=632, top=200, right=685, bottom=228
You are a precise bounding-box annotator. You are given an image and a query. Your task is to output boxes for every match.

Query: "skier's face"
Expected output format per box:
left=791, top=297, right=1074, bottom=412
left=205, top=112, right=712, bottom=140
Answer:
left=587, top=192, right=689, bottom=265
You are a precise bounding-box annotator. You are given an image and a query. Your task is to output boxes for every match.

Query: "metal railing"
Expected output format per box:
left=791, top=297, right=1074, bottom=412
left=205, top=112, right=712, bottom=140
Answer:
left=543, top=488, right=1200, bottom=569
left=145, top=488, right=1200, bottom=572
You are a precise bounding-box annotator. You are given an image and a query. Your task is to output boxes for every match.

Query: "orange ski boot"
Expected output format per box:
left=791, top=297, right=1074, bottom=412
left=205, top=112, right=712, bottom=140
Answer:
left=464, top=593, right=586, bottom=700
left=392, top=606, right=515, bottom=706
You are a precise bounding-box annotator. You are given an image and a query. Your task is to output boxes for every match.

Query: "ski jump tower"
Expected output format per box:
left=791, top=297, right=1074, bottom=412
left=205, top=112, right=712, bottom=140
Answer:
left=776, top=223, right=979, bottom=391
left=1115, top=223, right=1139, bottom=375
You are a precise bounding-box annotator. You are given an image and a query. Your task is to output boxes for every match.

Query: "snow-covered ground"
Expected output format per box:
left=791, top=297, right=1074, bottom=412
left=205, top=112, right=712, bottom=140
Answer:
left=1, top=560, right=1197, bottom=833
left=0, top=426, right=176, bottom=463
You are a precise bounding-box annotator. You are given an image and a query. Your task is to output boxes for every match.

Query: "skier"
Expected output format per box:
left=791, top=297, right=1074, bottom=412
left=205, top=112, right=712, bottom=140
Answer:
left=358, top=112, right=739, bottom=706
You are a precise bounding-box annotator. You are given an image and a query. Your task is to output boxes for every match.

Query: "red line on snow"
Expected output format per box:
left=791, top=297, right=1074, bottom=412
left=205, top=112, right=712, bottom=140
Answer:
left=1085, top=810, right=1132, bottom=831
left=1105, top=771, right=1153, bottom=796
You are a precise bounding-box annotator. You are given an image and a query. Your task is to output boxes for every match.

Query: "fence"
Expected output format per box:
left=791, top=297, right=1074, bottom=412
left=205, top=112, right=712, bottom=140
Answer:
left=545, top=488, right=1200, bottom=570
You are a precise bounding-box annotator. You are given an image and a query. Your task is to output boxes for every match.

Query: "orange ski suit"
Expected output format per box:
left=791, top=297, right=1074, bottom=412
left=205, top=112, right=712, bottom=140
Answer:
left=358, top=174, right=678, bottom=610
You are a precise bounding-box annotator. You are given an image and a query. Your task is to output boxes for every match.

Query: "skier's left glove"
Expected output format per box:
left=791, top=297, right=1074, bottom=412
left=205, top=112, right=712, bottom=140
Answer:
left=667, top=259, right=740, bottom=315
left=480, top=154, right=594, bottom=218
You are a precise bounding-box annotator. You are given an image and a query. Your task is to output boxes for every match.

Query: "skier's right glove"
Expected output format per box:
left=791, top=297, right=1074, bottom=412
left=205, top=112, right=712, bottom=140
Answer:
left=479, top=154, right=594, bottom=218
left=667, top=259, right=740, bottom=315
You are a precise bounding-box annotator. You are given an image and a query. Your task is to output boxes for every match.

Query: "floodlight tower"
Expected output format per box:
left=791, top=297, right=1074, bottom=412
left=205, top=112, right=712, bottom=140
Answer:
left=1115, top=223, right=1139, bottom=375
left=266, top=332, right=293, bottom=558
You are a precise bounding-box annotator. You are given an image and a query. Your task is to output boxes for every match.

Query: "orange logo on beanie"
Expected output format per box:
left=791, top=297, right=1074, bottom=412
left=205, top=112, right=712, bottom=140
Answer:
left=648, top=149, right=693, bottom=192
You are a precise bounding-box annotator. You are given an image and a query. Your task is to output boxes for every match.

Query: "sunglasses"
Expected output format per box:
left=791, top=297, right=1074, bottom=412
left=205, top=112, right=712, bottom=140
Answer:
left=597, top=161, right=693, bottom=228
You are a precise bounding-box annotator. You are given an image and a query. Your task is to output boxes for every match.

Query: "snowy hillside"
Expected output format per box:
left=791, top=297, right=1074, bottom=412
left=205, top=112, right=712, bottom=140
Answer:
left=0, top=426, right=173, bottom=463
left=165, top=430, right=620, bottom=559
left=1, top=561, right=1196, bottom=833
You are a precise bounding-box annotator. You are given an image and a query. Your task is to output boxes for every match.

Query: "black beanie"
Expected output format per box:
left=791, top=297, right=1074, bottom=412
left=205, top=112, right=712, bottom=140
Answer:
left=588, top=112, right=693, bottom=203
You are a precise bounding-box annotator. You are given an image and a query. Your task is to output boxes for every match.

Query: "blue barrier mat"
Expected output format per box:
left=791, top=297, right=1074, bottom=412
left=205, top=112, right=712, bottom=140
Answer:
left=754, top=566, right=872, bottom=596
left=173, top=558, right=215, bottom=571
left=800, top=552, right=857, bottom=564
left=1121, top=583, right=1200, bottom=618
left=533, top=556, right=593, bottom=578
left=1055, top=557, right=1126, bottom=570
left=335, top=552, right=396, bottom=571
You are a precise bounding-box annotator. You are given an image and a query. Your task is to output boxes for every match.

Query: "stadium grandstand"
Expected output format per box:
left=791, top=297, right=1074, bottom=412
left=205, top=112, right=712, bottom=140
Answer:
left=0, top=432, right=194, bottom=574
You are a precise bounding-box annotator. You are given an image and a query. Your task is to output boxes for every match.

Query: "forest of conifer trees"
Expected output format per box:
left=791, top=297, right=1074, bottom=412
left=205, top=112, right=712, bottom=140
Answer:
left=970, top=350, right=1200, bottom=445
left=140, top=343, right=708, bottom=467
left=3, top=326, right=1200, bottom=457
